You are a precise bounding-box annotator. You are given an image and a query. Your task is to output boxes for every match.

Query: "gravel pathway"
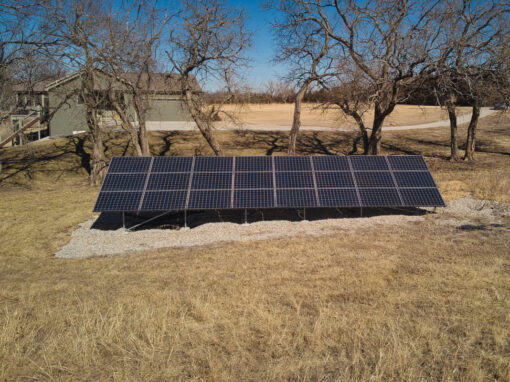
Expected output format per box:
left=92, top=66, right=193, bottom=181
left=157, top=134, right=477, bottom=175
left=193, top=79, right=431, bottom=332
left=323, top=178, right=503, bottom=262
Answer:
left=55, top=197, right=509, bottom=259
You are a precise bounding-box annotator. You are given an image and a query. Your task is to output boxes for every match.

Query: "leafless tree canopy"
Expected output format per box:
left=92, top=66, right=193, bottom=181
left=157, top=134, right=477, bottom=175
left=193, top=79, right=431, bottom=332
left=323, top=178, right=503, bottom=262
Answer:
left=165, top=0, right=250, bottom=156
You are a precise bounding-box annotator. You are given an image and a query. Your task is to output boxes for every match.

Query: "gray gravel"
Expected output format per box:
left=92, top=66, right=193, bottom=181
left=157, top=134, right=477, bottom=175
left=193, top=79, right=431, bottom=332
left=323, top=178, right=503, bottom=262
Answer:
left=54, top=197, right=509, bottom=259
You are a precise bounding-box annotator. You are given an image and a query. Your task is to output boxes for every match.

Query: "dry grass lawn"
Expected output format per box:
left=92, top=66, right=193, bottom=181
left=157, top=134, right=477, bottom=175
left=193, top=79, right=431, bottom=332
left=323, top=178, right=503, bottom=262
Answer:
left=221, top=103, right=472, bottom=127
left=0, top=110, right=509, bottom=380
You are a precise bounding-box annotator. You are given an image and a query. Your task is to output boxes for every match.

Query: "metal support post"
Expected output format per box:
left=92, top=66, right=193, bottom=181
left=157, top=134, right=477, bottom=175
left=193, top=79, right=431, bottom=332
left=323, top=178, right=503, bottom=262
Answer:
left=122, top=212, right=125, bottom=228
left=244, top=209, right=247, bottom=224
left=184, top=209, right=187, bottom=228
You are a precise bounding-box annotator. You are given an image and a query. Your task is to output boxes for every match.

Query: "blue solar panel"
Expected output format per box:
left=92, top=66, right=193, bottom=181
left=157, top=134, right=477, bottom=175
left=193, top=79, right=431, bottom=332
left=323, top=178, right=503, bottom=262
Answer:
left=318, top=188, right=360, bottom=207
left=359, top=188, right=401, bottom=206
left=234, top=189, right=275, bottom=208
left=108, top=156, right=152, bottom=173
left=401, top=188, right=445, bottom=206
left=388, top=156, right=428, bottom=171
left=315, top=172, right=354, bottom=188
left=274, top=156, right=312, bottom=171
left=146, top=173, right=189, bottom=190
left=141, top=191, right=187, bottom=210
left=93, top=155, right=445, bottom=212
left=191, top=172, right=232, bottom=189
left=354, top=172, right=395, bottom=187
left=394, top=171, right=436, bottom=188
left=93, top=191, right=142, bottom=211
left=277, top=189, right=317, bottom=207
left=276, top=172, right=314, bottom=188
left=312, top=156, right=350, bottom=171
left=188, top=190, right=231, bottom=209
left=151, top=156, right=192, bottom=172
left=235, top=172, right=273, bottom=189
left=194, top=156, right=233, bottom=172
left=349, top=156, right=389, bottom=171
left=235, top=156, right=272, bottom=172
left=101, top=173, right=148, bottom=191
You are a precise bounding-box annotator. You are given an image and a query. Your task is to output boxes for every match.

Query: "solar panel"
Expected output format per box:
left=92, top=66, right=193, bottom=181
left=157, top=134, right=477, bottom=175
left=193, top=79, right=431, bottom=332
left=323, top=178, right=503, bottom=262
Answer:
left=108, top=156, right=152, bottom=173
left=151, top=156, right=192, bottom=173
left=400, top=188, right=445, bottom=206
left=274, top=156, right=312, bottom=171
left=101, top=173, right=148, bottom=191
left=194, top=156, right=233, bottom=172
left=94, top=191, right=142, bottom=211
left=277, top=189, right=317, bottom=207
left=141, top=191, right=187, bottom=210
left=188, top=190, right=231, bottom=209
left=146, top=173, right=189, bottom=190
left=93, top=155, right=445, bottom=213
left=318, top=188, right=360, bottom=207
left=315, top=172, right=355, bottom=188
left=354, top=172, right=395, bottom=187
left=349, top=156, right=389, bottom=171
left=235, top=172, right=273, bottom=189
left=276, top=172, right=314, bottom=188
left=235, top=156, right=272, bottom=172
left=394, top=171, right=436, bottom=188
left=234, top=189, right=275, bottom=208
left=312, top=156, right=350, bottom=171
left=359, top=188, right=401, bottom=206
left=191, top=172, right=232, bottom=189
left=388, top=155, right=428, bottom=171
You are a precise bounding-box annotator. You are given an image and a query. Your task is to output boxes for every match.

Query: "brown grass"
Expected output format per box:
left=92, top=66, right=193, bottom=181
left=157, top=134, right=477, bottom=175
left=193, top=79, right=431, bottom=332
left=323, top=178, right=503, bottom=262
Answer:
left=221, top=103, right=472, bottom=127
left=0, top=110, right=509, bottom=380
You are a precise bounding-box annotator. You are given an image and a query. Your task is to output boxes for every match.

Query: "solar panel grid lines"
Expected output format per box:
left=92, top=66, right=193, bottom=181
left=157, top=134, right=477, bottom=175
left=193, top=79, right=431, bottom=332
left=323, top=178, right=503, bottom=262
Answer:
left=271, top=156, right=278, bottom=207
left=384, top=156, right=405, bottom=206
left=184, top=156, right=196, bottom=209
left=137, top=157, right=154, bottom=211
left=93, top=155, right=445, bottom=212
left=309, top=156, right=321, bottom=207
left=230, top=157, right=236, bottom=208
left=346, top=155, right=363, bottom=207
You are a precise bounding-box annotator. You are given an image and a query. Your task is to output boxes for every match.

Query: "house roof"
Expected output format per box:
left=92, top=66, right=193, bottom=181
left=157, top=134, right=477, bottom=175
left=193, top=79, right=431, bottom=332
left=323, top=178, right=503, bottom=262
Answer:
left=12, top=79, right=54, bottom=92
left=42, top=69, right=201, bottom=93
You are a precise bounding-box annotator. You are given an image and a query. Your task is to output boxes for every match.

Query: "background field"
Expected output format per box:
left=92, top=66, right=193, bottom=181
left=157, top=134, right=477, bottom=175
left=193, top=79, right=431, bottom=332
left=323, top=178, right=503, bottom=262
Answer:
left=0, top=110, right=509, bottom=380
left=221, top=103, right=472, bottom=127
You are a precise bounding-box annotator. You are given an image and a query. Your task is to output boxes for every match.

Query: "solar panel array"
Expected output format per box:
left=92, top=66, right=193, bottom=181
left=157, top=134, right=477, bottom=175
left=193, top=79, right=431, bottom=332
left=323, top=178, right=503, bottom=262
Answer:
left=93, top=155, right=445, bottom=212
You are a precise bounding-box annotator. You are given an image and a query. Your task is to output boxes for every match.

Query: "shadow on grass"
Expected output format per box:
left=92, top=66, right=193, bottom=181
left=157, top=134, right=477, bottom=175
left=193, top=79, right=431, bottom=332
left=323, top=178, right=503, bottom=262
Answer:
left=91, top=207, right=427, bottom=231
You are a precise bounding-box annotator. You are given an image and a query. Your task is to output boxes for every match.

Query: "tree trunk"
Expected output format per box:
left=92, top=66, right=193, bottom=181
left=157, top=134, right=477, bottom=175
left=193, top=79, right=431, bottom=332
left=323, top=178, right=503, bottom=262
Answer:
left=288, top=83, right=308, bottom=155
left=367, top=116, right=384, bottom=155
left=134, top=95, right=150, bottom=156
left=184, top=89, right=224, bottom=156
left=464, top=104, right=480, bottom=161
left=86, top=106, right=107, bottom=186
left=446, top=101, right=459, bottom=161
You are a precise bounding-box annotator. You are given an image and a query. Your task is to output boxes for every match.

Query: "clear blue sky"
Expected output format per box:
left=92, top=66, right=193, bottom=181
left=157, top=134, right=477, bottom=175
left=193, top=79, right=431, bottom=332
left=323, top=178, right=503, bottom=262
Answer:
left=228, top=0, right=288, bottom=90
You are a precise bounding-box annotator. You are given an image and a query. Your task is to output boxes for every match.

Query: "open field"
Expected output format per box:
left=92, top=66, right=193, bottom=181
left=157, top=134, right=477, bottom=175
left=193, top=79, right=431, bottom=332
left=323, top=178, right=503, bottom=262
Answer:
left=0, top=111, right=509, bottom=380
left=220, top=103, right=473, bottom=128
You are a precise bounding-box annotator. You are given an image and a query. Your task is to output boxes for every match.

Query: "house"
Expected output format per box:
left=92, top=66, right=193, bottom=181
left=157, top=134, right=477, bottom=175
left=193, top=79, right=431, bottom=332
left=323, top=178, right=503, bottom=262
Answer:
left=4, top=69, right=197, bottom=145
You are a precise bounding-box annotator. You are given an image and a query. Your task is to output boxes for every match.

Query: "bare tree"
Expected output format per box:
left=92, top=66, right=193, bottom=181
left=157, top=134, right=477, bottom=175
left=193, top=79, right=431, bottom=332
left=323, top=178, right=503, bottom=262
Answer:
left=431, top=0, right=508, bottom=161
left=270, top=0, right=336, bottom=155
left=101, top=0, right=174, bottom=156
left=279, top=0, right=446, bottom=154
left=43, top=0, right=114, bottom=184
left=165, top=0, right=250, bottom=156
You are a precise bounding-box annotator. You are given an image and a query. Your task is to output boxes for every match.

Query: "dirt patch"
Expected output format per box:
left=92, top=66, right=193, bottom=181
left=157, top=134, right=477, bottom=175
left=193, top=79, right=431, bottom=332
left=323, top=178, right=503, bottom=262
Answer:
left=55, top=197, right=509, bottom=259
